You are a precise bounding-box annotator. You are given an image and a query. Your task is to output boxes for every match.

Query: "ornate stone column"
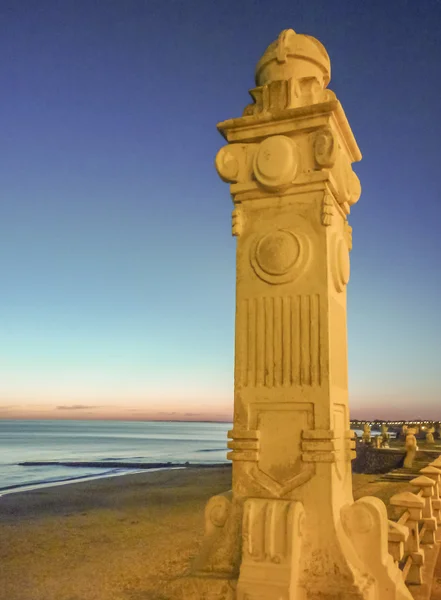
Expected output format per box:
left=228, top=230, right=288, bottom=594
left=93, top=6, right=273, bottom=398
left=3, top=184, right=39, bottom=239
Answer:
left=167, top=29, right=413, bottom=600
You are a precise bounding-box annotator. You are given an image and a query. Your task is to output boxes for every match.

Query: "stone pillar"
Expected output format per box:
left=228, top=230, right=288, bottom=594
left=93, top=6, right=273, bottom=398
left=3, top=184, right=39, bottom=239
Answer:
left=362, top=423, right=371, bottom=444
left=167, top=28, right=413, bottom=600
left=387, top=520, right=409, bottom=565
left=404, top=429, right=418, bottom=468
left=425, top=425, right=435, bottom=445
left=219, top=29, right=364, bottom=598
left=380, top=424, right=390, bottom=448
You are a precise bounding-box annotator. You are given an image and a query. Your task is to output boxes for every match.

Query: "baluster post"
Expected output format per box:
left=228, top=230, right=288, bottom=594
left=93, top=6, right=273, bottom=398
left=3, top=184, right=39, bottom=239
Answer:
left=388, top=520, right=409, bottom=564
left=420, top=466, right=441, bottom=525
left=390, top=492, right=425, bottom=584
left=410, top=476, right=437, bottom=544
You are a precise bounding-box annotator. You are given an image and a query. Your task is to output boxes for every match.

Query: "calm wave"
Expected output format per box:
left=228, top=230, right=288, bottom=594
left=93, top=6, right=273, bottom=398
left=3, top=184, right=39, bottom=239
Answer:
left=0, top=419, right=232, bottom=494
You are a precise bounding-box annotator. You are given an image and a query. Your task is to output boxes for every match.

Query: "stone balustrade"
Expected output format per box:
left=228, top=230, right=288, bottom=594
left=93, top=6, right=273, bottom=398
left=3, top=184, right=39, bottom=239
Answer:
left=388, top=459, right=441, bottom=591
left=410, top=476, right=437, bottom=544
left=390, top=491, right=425, bottom=584
left=420, top=465, right=441, bottom=524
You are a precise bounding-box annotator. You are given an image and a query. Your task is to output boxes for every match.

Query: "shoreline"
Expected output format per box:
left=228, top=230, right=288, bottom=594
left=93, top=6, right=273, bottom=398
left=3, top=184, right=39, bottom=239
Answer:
left=18, top=459, right=230, bottom=469
left=0, top=465, right=233, bottom=524
left=0, top=461, right=230, bottom=497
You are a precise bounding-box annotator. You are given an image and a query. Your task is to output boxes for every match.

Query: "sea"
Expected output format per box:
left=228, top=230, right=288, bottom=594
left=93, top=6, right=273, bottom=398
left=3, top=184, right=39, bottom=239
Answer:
left=0, top=420, right=383, bottom=496
left=0, top=419, right=232, bottom=495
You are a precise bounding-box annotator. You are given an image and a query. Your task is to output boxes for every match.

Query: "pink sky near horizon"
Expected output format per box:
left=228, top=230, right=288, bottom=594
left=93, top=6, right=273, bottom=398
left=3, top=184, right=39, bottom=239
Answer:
left=0, top=389, right=439, bottom=422
left=0, top=359, right=439, bottom=422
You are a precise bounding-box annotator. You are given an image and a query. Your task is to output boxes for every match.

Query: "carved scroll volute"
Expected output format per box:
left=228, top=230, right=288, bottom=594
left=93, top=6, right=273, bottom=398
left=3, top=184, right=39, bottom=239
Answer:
left=204, top=492, right=232, bottom=537
left=215, top=143, right=254, bottom=184
left=313, top=127, right=337, bottom=169
left=340, top=157, right=362, bottom=209
left=216, top=136, right=301, bottom=193
left=313, top=127, right=361, bottom=213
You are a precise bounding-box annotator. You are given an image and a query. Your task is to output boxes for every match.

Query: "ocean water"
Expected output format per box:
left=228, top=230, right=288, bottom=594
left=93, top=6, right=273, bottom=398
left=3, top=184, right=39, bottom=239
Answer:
left=0, top=419, right=232, bottom=494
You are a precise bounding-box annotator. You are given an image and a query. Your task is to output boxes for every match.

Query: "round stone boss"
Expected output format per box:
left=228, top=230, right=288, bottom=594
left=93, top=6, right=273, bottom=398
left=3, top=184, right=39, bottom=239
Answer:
left=253, top=135, right=299, bottom=189
left=250, top=229, right=309, bottom=285
left=256, top=229, right=299, bottom=275
left=215, top=145, right=241, bottom=183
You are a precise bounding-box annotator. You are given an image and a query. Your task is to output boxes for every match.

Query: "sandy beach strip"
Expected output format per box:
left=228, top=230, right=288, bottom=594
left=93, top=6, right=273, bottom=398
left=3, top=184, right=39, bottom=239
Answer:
left=0, top=466, right=412, bottom=600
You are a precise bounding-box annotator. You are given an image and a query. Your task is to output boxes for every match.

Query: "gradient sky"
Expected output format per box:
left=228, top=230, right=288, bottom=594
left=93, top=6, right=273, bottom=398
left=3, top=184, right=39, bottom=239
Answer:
left=0, top=0, right=440, bottom=421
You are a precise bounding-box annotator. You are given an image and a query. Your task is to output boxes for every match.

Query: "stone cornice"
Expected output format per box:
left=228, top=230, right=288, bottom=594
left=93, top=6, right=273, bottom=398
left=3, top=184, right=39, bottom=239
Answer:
left=217, top=98, right=361, bottom=164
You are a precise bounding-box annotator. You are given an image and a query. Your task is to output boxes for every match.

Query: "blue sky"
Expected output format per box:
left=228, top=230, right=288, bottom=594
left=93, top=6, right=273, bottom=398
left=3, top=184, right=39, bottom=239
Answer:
left=0, top=0, right=440, bottom=420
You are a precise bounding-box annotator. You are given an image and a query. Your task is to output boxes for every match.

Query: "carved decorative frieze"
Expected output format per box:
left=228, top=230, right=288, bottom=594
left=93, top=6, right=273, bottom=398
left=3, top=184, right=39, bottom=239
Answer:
left=243, top=77, right=335, bottom=117
left=301, top=430, right=337, bottom=463
left=237, top=294, right=321, bottom=388
left=232, top=206, right=243, bottom=237
left=243, top=79, right=291, bottom=116
left=314, top=127, right=337, bottom=168
left=237, top=499, right=305, bottom=599
left=245, top=402, right=315, bottom=496
left=227, top=429, right=260, bottom=462
left=321, top=194, right=334, bottom=226
left=301, top=428, right=355, bottom=465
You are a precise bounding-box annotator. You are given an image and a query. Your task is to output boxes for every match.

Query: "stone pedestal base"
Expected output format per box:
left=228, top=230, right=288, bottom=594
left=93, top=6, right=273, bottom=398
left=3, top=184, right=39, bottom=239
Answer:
left=167, top=492, right=414, bottom=600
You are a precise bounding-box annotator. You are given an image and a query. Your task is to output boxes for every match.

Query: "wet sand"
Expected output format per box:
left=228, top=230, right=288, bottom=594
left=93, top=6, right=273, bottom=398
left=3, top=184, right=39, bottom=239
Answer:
left=0, top=466, right=412, bottom=600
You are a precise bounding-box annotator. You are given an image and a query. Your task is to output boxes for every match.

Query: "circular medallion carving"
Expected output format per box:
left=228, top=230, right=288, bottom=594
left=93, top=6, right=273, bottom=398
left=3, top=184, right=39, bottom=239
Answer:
left=331, top=234, right=350, bottom=293
left=251, top=229, right=310, bottom=285
left=255, top=230, right=299, bottom=276
left=253, top=135, right=299, bottom=189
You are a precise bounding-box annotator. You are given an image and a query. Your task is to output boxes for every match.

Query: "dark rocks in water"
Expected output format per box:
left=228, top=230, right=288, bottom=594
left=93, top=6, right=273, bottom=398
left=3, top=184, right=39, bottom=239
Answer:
left=18, top=460, right=229, bottom=470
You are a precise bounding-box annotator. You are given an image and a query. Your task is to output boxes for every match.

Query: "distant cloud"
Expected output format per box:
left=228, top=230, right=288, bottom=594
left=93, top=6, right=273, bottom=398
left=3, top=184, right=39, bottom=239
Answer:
left=126, top=409, right=178, bottom=415
left=56, top=404, right=100, bottom=410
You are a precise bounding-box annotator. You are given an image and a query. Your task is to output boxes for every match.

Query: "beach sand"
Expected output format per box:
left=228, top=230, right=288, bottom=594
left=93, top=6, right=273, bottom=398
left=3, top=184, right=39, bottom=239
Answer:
left=0, top=466, right=412, bottom=600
